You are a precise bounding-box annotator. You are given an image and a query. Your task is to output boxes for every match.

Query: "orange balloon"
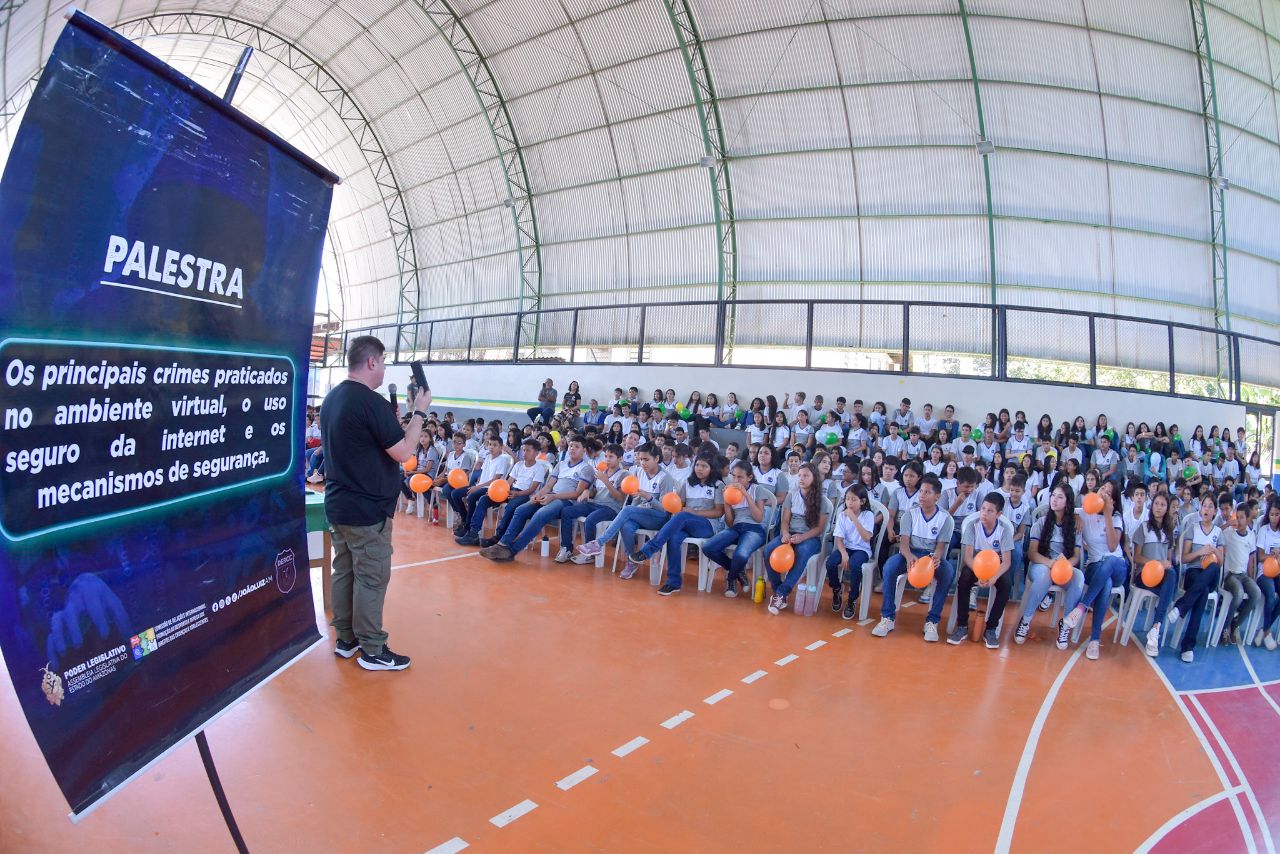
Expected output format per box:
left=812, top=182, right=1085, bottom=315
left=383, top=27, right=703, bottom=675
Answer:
left=402, top=457, right=417, bottom=473
left=537, top=452, right=548, bottom=461
left=596, top=460, right=608, bottom=472
left=1050, top=557, right=1073, bottom=586
left=1263, top=556, right=1280, bottom=579
left=1141, top=560, right=1165, bottom=587
left=1200, top=554, right=1215, bottom=569
left=447, top=468, right=469, bottom=489
left=661, top=492, right=683, bottom=514
left=621, top=475, right=640, bottom=495
left=723, top=485, right=744, bottom=505
left=487, top=479, right=511, bottom=503
left=907, top=555, right=935, bottom=589
left=973, top=549, right=1000, bottom=581
left=1082, top=493, right=1104, bottom=515
left=769, top=543, right=795, bottom=572
left=409, top=474, right=433, bottom=494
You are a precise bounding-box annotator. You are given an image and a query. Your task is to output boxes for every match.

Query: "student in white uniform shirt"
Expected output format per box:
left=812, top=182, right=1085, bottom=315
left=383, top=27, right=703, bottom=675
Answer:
left=665, top=444, right=693, bottom=484
left=873, top=457, right=901, bottom=508
left=631, top=455, right=727, bottom=595
left=942, top=467, right=983, bottom=553
left=752, top=444, right=789, bottom=504
left=923, top=445, right=945, bottom=477
left=871, top=473, right=956, bottom=642
left=914, top=403, right=938, bottom=441
left=1254, top=498, right=1280, bottom=649
left=457, top=438, right=545, bottom=546
left=1006, top=422, right=1033, bottom=460
left=791, top=409, right=816, bottom=458
left=745, top=410, right=769, bottom=446
left=902, top=426, right=928, bottom=460
left=1169, top=494, right=1225, bottom=663
left=1219, top=503, right=1259, bottom=645
left=824, top=484, right=876, bottom=621
left=702, top=461, right=770, bottom=597
left=879, top=422, right=906, bottom=459
left=951, top=493, right=1017, bottom=648
left=761, top=463, right=832, bottom=615
left=845, top=415, right=870, bottom=457
left=576, top=441, right=674, bottom=580
left=481, top=436, right=593, bottom=561
left=451, top=434, right=513, bottom=539
left=1062, top=480, right=1127, bottom=660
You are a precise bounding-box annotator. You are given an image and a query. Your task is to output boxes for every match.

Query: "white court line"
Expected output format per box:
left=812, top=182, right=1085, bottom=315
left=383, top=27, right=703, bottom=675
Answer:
left=805, top=640, right=827, bottom=651
left=1134, top=787, right=1244, bottom=854
left=741, top=670, right=767, bottom=684
left=612, top=736, right=648, bottom=757
left=703, top=689, right=733, bottom=705
left=901, top=601, right=916, bottom=609
left=392, top=552, right=472, bottom=571
left=1236, top=645, right=1280, bottom=719
left=1189, top=694, right=1271, bottom=854
left=1182, top=673, right=1280, bottom=696
left=555, top=765, right=598, bottom=791
left=425, top=837, right=469, bottom=854
left=1138, top=643, right=1256, bottom=854
left=661, top=710, right=694, bottom=729
left=993, top=614, right=1115, bottom=854
left=832, top=628, right=853, bottom=637
left=489, top=799, right=538, bottom=828
left=775, top=654, right=799, bottom=666
left=858, top=618, right=875, bottom=626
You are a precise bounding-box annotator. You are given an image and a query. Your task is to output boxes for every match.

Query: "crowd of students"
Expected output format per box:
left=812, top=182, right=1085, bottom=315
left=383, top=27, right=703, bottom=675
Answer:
left=356, top=384, right=1279, bottom=663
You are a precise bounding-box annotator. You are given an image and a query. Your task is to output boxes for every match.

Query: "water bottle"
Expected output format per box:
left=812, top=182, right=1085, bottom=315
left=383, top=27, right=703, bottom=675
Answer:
left=806, top=584, right=819, bottom=616
left=540, top=535, right=550, bottom=557
left=753, top=576, right=765, bottom=603
left=795, top=583, right=809, bottom=615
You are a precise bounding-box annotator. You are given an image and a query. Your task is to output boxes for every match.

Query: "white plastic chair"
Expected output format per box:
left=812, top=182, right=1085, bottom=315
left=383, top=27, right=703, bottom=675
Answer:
left=858, top=498, right=890, bottom=621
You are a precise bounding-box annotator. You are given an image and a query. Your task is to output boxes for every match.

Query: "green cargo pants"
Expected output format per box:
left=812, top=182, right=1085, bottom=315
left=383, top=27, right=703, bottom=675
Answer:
left=329, top=516, right=394, bottom=656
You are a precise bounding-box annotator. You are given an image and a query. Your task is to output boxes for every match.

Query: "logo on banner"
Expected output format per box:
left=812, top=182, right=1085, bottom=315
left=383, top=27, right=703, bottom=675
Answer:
left=40, top=663, right=64, bottom=706
left=274, top=549, right=296, bottom=594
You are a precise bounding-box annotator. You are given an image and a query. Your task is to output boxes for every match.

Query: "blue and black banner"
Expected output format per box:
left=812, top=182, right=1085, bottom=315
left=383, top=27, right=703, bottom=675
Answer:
left=0, top=12, right=335, bottom=816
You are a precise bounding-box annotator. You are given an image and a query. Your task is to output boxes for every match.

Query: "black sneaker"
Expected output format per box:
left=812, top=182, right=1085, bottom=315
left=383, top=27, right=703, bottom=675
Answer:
left=831, top=586, right=843, bottom=613
left=358, top=645, right=411, bottom=671
left=842, top=598, right=856, bottom=621
left=455, top=531, right=480, bottom=546
left=629, top=550, right=648, bottom=564
left=657, top=583, right=680, bottom=596
left=334, top=638, right=359, bottom=659
left=984, top=627, right=1000, bottom=649
left=479, top=536, right=499, bottom=549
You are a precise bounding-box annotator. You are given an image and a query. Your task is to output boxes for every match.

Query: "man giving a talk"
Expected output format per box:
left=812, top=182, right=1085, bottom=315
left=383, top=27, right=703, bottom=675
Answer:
left=320, top=335, right=429, bottom=671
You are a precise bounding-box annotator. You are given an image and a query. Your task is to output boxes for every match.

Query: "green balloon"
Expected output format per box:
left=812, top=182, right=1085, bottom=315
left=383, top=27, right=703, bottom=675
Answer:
left=1183, top=465, right=1197, bottom=478
left=970, top=429, right=983, bottom=441
left=824, top=432, right=840, bottom=446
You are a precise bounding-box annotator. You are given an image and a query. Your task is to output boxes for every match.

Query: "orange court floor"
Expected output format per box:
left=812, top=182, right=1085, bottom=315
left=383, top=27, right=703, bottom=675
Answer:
left=2, top=507, right=1276, bottom=854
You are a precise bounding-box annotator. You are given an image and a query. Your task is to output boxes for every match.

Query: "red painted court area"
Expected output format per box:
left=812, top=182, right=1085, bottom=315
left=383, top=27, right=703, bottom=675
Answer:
left=1, top=516, right=1277, bottom=853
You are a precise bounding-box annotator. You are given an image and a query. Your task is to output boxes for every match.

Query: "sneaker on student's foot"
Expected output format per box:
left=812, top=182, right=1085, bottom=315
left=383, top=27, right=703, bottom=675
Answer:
left=487, top=544, right=514, bottom=562
left=628, top=550, right=648, bottom=564
left=1181, top=649, right=1195, bottom=663
left=455, top=532, right=480, bottom=546
left=1015, top=617, right=1031, bottom=644
left=1086, top=640, right=1100, bottom=660
left=984, top=627, right=1000, bottom=649
left=1145, top=624, right=1161, bottom=657
left=918, top=589, right=933, bottom=605
left=1167, top=606, right=1181, bottom=626
left=570, top=553, right=595, bottom=565
left=923, top=622, right=940, bottom=643
left=767, top=594, right=787, bottom=615
left=842, top=598, right=856, bottom=621
left=478, top=536, right=498, bottom=549
left=724, top=578, right=739, bottom=598
left=1056, top=619, right=1071, bottom=650
left=871, top=617, right=895, bottom=637
left=334, top=638, right=359, bottom=659
left=1038, top=593, right=1053, bottom=612
left=1064, top=605, right=1085, bottom=631
left=1266, top=634, right=1278, bottom=651
left=657, top=583, right=679, bottom=596
left=619, top=560, right=640, bottom=580
left=554, top=547, right=572, bottom=563
left=358, top=646, right=411, bottom=671
left=576, top=540, right=603, bottom=557
left=831, top=586, right=843, bottom=613
left=947, top=625, right=968, bottom=645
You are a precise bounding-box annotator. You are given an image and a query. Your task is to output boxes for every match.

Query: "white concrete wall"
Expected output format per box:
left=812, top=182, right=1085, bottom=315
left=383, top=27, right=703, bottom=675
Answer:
left=311, top=362, right=1247, bottom=432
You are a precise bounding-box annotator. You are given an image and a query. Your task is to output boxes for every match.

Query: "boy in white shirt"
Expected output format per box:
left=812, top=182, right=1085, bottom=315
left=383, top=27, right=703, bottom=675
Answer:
left=1219, top=503, right=1258, bottom=645
left=483, top=437, right=591, bottom=560
left=880, top=421, right=906, bottom=458
left=454, top=436, right=522, bottom=545
left=915, top=403, right=937, bottom=441
left=902, top=425, right=927, bottom=460
left=951, top=493, right=1016, bottom=648
left=1006, top=422, right=1032, bottom=460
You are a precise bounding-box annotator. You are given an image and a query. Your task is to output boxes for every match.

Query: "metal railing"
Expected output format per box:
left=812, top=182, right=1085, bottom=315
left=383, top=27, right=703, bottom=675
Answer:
left=319, top=298, right=1280, bottom=407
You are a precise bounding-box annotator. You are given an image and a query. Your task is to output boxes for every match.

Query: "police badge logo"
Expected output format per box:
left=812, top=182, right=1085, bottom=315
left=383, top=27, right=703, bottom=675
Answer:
left=275, top=548, right=297, bottom=594
left=40, top=663, right=64, bottom=707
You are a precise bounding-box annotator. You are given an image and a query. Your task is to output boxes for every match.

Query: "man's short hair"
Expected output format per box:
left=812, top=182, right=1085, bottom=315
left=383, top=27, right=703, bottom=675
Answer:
left=347, top=335, right=385, bottom=369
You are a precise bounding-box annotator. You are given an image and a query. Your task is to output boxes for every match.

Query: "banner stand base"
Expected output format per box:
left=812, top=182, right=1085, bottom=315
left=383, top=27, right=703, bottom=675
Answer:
left=196, top=731, right=250, bottom=854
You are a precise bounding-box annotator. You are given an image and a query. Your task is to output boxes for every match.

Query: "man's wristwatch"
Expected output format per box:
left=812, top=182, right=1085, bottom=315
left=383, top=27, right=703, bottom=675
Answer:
left=412, top=410, right=428, bottom=420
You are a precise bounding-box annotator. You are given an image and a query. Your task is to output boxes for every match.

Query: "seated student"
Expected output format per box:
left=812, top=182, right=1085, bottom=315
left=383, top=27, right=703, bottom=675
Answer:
left=892, top=397, right=914, bottom=430
left=761, top=463, right=832, bottom=615
left=723, top=440, right=741, bottom=462
left=769, top=410, right=792, bottom=451
left=880, top=421, right=906, bottom=459
left=828, top=396, right=852, bottom=430
left=582, top=400, right=606, bottom=427
left=1014, top=482, right=1085, bottom=647
left=902, top=426, right=928, bottom=460
left=633, top=408, right=654, bottom=439
left=941, top=467, right=983, bottom=552
left=576, top=442, right=673, bottom=579
left=825, top=484, right=876, bottom=621
left=1131, top=491, right=1180, bottom=656
left=620, top=431, right=641, bottom=466
left=845, top=414, right=870, bottom=457
left=791, top=409, right=816, bottom=458
left=630, top=455, right=727, bottom=595
left=562, top=442, right=629, bottom=565
left=810, top=394, right=827, bottom=426
left=949, top=427, right=973, bottom=461
left=998, top=473, right=1031, bottom=593
left=885, top=460, right=923, bottom=553
left=1219, top=502, right=1259, bottom=645
left=704, top=461, right=770, bottom=597
left=1091, top=434, right=1121, bottom=485
left=696, top=426, right=720, bottom=452
left=976, top=427, right=1001, bottom=463
left=1035, top=436, right=1058, bottom=466
left=915, top=403, right=938, bottom=443
left=1255, top=498, right=1280, bottom=649
left=719, top=392, right=742, bottom=427
left=923, top=444, right=945, bottom=476
left=1169, top=494, right=1225, bottom=663
left=666, top=443, right=694, bottom=484
left=871, top=473, right=955, bottom=642
left=744, top=410, right=769, bottom=446
left=480, top=436, right=593, bottom=561
left=872, top=455, right=901, bottom=507
left=457, top=439, right=547, bottom=546
left=951, top=492, right=1016, bottom=648
left=1006, top=422, right=1032, bottom=460
left=450, top=435, right=513, bottom=537
left=1121, top=445, right=1144, bottom=485
left=1063, top=479, right=1128, bottom=660
left=400, top=432, right=442, bottom=504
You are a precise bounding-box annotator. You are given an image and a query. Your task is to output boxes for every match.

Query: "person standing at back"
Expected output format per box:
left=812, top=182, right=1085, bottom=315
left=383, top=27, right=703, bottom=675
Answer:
left=320, top=335, right=430, bottom=672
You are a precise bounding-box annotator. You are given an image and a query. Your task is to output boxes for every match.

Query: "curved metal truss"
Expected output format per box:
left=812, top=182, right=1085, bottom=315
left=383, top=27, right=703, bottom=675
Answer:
left=112, top=13, right=421, bottom=351
left=659, top=0, right=738, bottom=360
left=416, top=0, right=543, bottom=354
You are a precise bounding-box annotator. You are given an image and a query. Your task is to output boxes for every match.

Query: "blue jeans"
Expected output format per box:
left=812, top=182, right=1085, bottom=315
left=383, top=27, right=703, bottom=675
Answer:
left=1174, top=563, right=1221, bottom=653
left=1258, top=576, right=1280, bottom=634
left=637, top=511, right=718, bottom=588
left=1078, top=556, right=1128, bottom=641
left=527, top=404, right=554, bottom=424
left=825, top=548, right=869, bottom=595
left=880, top=548, right=956, bottom=624
left=703, top=523, right=767, bottom=579
left=1009, top=542, right=1026, bottom=600
left=448, top=483, right=475, bottom=518
left=1019, top=561, right=1085, bottom=623
left=1136, top=564, right=1180, bottom=631
left=559, top=502, right=617, bottom=545
left=763, top=535, right=822, bottom=598
left=468, top=493, right=530, bottom=536
left=595, top=506, right=670, bottom=555
left=502, top=498, right=571, bottom=552
left=306, top=447, right=324, bottom=476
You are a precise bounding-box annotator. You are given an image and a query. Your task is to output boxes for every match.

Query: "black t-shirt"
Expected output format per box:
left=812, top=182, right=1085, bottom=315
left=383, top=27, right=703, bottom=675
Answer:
left=319, top=380, right=405, bottom=526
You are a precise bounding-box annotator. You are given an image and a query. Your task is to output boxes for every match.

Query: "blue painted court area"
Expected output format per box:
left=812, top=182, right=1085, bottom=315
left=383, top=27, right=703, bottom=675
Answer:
left=1153, top=641, right=1280, bottom=693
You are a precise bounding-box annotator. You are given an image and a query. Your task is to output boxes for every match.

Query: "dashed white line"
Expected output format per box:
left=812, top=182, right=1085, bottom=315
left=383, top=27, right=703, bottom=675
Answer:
left=704, top=689, right=733, bottom=705
left=661, top=710, right=695, bottom=729
left=832, top=628, right=853, bottom=637
left=612, top=736, right=649, bottom=757
left=775, top=654, right=799, bottom=666
left=490, top=799, right=538, bottom=828
left=858, top=618, right=874, bottom=626
left=901, top=601, right=916, bottom=609
left=425, top=837, right=469, bottom=854
left=741, top=670, right=768, bottom=684
left=805, top=640, right=827, bottom=651
left=555, top=765, right=598, bottom=791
